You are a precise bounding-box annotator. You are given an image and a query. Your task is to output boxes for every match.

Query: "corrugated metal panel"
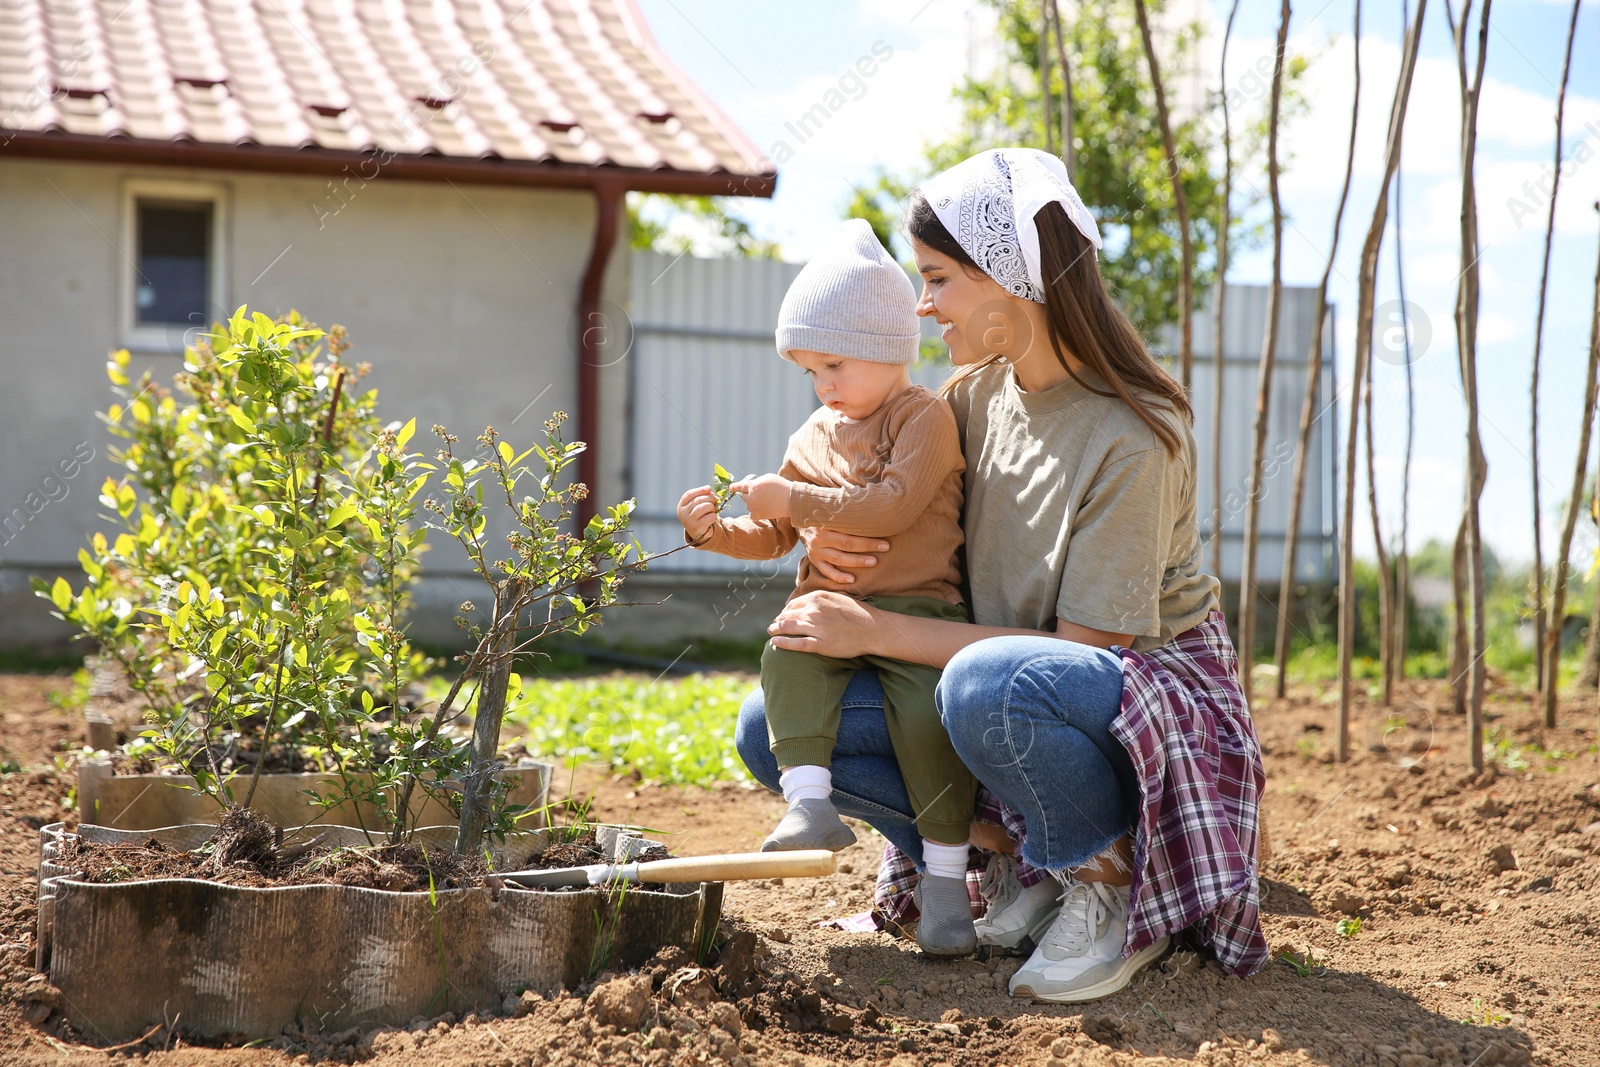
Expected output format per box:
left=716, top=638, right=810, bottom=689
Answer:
left=628, top=251, right=809, bottom=573
left=630, top=251, right=1338, bottom=587
left=1173, top=284, right=1339, bottom=585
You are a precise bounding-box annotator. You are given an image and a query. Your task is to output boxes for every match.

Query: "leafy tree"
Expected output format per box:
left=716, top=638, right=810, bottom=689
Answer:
left=627, top=193, right=780, bottom=259
left=849, top=0, right=1309, bottom=337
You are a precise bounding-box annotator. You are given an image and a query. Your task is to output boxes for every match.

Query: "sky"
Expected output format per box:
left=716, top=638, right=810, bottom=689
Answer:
left=633, top=0, right=1600, bottom=569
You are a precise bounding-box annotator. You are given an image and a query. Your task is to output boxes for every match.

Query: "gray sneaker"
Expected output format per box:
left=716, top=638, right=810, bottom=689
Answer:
left=973, top=853, right=1062, bottom=955
left=1008, top=879, right=1168, bottom=1003
left=913, top=873, right=977, bottom=958
left=760, top=797, right=857, bottom=852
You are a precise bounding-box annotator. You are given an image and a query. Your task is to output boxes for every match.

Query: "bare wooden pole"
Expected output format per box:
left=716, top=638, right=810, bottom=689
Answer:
left=1239, top=0, right=1292, bottom=702
left=1339, top=0, right=1428, bottom=763
left=1212, top=0, right=1240, bottom=588
left=1363, top=325, right=1394, bottom=706
left=1445, top=0, right=1493, bottom=771
left=1533, top=0, right=1583, bottom=706
left=1394, top=155, right=1415, bottom=684
left=1450, top=510, right=1470, bottom=716
left=1581, top=494, right=1600, bottom=690
left=1543, top=207, right=1600, bottom=729
left=1039, top=1, right=1056, bottom=155
left=1133, top=0, right=1195, bottom=392
left=1049, top=0, right=1076, bottom=179
left=1277, top=0, right=1361, bottom=699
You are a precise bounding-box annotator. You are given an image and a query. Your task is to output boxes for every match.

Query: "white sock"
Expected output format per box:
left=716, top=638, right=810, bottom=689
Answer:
left=779, top=765, right=832, bottom=804
left=922, top=839, right=970, bottom=880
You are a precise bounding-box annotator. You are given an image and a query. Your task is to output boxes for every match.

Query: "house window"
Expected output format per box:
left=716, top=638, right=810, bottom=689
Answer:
left=119, top=178, right=228, bottom=352
left=135, top=200, right=212, bottom=326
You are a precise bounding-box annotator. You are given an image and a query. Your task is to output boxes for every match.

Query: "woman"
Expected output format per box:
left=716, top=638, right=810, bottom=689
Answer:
left=734, top=148, right=1267, bottom=1003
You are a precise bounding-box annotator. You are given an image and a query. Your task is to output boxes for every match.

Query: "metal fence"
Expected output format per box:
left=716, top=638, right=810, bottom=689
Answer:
left=626, top=250, right=1338, bottom=586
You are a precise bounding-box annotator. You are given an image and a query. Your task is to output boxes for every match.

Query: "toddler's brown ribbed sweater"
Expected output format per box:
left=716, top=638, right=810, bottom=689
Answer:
left=697, top=385, right=965, bottom=604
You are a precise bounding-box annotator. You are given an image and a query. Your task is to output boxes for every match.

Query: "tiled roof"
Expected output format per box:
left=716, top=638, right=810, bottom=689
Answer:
left=0, top=0, right=775, bottom=194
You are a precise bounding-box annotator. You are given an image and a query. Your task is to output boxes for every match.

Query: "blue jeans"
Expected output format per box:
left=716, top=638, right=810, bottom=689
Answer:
left=735, top=635, right=1138, bottom=873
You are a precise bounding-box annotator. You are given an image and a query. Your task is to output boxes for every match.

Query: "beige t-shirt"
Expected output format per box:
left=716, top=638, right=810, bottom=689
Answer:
left=946, top=361, right=1219, bottom=652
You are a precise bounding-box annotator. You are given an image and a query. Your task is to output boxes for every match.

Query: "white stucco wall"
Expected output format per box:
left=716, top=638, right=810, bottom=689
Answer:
left=0, top=157, right=631, bottom=649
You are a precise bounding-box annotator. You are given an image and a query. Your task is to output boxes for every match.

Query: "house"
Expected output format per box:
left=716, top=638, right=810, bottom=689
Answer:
left=0, top=0, right=774, bottom=650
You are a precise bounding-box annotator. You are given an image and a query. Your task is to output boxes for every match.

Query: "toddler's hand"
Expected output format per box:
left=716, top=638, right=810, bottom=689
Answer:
left=677, top=485, right=719, bottom=544
left=731, top=473, right=793, bottom=521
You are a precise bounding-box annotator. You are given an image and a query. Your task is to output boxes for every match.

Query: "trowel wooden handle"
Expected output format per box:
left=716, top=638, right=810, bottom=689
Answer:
left=635, top=850, right=836, bottom=883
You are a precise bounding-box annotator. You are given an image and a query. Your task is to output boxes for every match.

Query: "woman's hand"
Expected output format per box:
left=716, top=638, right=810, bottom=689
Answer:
left=768, top=591, right=880, bottom=658
left=796, top=527, right=890, bottom=585
left=676, top=485, right=719, bottom=544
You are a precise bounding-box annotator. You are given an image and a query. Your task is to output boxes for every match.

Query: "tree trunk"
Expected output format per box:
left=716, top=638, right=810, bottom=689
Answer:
left=456, top=580, right=526, bottom=856
left=1049, top=0, right=1075, bottom=179
left=1543, top=211, right=1600, bottom=728
left=1340, top=0, right=1428, bottom=763
left=1580, top=553, right=1600, bottom=689
left=1133, top=0, right=1195, bottom=392
left=1395, top=137, right=1415, bottom=683
left=1213, top=0, right=1240, bottom=598
left=1533, top=0, right=1583, bottom=705
left=1237, top=0, right=1292, bottom=703
left=1038, top=3, right=1056, bottom=156
left=1450, top=511, right=1469, bottom=716
left=1364, top=338, right=1394, bottom=705
left=1278, top=0, right=1362, bottom=700
left=1446, top=0, right=1493, bottom=770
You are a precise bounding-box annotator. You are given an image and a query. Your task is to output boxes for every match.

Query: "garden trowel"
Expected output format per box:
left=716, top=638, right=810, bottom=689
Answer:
left=501, top=849, right=836, bottom=888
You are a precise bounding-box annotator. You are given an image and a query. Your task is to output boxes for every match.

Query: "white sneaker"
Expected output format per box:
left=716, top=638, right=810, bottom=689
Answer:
left=973, top=854, right=1061, bottom=954
left=1008, top=879, right=1169, bottom=1003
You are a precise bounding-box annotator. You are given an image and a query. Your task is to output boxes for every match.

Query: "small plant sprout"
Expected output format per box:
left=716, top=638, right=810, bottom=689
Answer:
left=711, top=463, right=737, bottom=511
left=1336, top=917, right=1362, bottom=938
left=1275, top=946, right=1325, bottom=978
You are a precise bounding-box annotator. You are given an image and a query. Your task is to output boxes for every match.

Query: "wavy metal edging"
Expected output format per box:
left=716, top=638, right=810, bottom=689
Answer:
left=36, top=822, right=721, bottom=1041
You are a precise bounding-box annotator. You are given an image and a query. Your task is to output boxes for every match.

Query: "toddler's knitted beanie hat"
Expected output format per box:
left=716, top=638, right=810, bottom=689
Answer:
left=775, top=219, right=920, bottom=365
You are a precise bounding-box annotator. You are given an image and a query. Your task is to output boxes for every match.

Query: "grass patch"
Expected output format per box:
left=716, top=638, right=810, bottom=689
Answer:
left=500, top=673, right=756, bottom=786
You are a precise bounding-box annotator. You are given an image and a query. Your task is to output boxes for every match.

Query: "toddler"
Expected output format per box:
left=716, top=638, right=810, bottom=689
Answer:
left=676, top=220, right=978, bottom=957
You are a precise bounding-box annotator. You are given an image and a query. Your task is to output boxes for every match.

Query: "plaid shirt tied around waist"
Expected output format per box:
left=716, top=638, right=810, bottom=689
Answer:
left=872, top=610, right=1269, bottom=976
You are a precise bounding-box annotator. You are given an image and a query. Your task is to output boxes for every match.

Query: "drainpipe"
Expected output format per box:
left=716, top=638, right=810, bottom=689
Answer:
left=576, top=178, right=624, bottom=532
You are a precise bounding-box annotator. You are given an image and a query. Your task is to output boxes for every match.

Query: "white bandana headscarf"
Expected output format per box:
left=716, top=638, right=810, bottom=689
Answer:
left=918, top=148, right=1101, bottom=303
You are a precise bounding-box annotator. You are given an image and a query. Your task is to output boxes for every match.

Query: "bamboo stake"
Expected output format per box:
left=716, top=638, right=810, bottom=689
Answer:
left=1133, top=0, right=1195, bottom=392
left=1339, top=0, right=1428, bottom=763
left=1277, top=0, right=1361, bottom=699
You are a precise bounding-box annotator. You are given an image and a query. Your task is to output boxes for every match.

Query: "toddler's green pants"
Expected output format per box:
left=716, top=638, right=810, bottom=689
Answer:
left=760, top=595, right=977, bottom=846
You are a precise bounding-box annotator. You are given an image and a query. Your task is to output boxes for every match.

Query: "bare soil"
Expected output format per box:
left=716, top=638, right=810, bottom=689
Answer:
left=56, top=808, right=493, bottom=894
left=3, top=669, right=1598, bottom=1066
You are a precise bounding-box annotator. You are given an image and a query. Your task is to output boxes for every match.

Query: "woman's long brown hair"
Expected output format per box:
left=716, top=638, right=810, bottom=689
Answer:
left=908, top=193, right=1192, bottom=455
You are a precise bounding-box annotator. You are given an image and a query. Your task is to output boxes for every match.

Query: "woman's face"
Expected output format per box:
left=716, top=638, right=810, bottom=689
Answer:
left=911, top=238, right=1035, bottom=366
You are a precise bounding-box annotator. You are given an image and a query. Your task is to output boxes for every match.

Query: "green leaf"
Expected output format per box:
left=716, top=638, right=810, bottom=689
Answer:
left=50, top=577, right=72, bottom=612
left=226, top=405, right=258, bottom=433
left=328, top=501, right=359, bottom=528
left=396, top=417, right=416, bottom=449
